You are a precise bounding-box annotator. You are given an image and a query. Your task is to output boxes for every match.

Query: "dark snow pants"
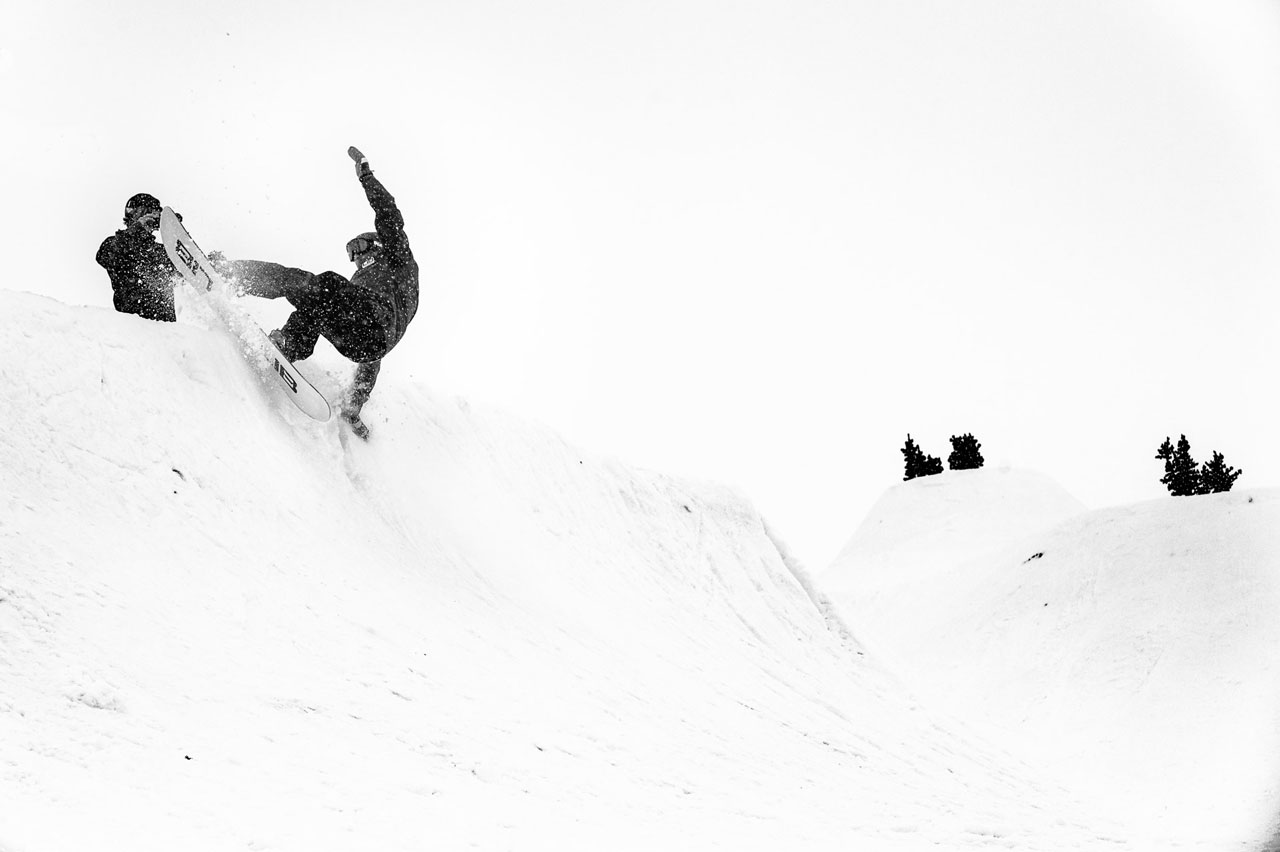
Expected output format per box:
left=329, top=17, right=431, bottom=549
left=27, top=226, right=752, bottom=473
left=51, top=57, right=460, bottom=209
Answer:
left=276, top=272, right=390, bottom=365
left=273, top=272, right=386, bottom=415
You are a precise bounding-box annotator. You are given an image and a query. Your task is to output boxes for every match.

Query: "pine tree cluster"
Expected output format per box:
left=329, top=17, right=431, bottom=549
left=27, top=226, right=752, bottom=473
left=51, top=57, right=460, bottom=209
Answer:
left=901, top=434, right=944, bottom=481
left=901, top=433, right=984, bottom=481
left=947, top=433, right=984, bottom=471
left=1155, top=435, right=1242, bottom=496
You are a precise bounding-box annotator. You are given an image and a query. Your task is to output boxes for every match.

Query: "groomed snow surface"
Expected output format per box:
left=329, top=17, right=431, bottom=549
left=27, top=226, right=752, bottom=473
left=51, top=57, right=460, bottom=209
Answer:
left=1, top=289, right=1276, bottom=851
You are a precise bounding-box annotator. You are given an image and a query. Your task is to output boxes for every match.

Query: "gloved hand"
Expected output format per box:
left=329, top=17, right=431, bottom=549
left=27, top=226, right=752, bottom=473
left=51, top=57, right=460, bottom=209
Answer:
left=207, top=250, right=230, bottom=274
left=133, top=210, right=161, bottom=232
left=348, top=146, right=372, bottom=179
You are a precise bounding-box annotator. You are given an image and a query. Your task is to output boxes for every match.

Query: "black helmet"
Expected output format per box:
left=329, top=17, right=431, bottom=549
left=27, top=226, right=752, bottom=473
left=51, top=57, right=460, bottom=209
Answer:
left=346, top=231, right=382, bottom=262
left=124, top=193, right=162, bottom=222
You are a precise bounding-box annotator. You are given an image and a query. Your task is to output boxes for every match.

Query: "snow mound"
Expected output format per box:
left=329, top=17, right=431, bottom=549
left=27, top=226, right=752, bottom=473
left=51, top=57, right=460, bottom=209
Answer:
left=0, top=291, right=1127, bottom=851
left=825, top=467, right=1087, bottom=605
left=824, top=468, right=1280, bottom=846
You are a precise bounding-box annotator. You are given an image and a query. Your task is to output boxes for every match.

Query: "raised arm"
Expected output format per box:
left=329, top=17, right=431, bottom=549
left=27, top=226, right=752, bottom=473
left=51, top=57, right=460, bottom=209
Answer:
left=348, top=147, right=412, bottom=263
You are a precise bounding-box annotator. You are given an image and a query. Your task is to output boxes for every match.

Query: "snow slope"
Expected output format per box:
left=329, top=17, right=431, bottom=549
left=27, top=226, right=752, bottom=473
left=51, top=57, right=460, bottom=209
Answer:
left=824, top=468, right=1088, bottom=649
left=0, top=290, right=1134, bottom=851
left=825, top=469, right=1280, bottom=847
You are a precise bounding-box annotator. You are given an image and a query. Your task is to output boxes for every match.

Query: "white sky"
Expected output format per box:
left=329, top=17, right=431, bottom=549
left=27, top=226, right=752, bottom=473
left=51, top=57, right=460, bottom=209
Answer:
left=5, top=0, right=1280, bottom=569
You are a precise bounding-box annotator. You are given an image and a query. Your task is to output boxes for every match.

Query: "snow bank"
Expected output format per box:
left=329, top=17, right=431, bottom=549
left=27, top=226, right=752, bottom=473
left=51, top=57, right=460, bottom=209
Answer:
left=0, top=291, right=1126, bottom=850
left=825, top=467, right=1280, bottom=846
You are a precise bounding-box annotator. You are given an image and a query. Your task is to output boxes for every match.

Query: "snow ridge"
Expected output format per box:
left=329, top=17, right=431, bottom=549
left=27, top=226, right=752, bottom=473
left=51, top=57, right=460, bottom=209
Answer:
left=0, top=290, right=1133, bottom=850
left=760, top=518, right=862, bottom=655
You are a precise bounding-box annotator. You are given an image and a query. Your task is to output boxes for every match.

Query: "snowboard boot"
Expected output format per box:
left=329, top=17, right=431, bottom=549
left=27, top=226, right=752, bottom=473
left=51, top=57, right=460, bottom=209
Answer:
left=268, top=328, right=302, bottom=363
left=340, top=360, right=381, bottom=441
left=341, top=410, right=370, bottom=440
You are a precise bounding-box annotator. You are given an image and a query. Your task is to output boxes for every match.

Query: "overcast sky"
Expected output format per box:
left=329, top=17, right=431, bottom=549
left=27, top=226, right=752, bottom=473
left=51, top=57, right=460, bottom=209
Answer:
left=4, top=0, right=1280, bottom=569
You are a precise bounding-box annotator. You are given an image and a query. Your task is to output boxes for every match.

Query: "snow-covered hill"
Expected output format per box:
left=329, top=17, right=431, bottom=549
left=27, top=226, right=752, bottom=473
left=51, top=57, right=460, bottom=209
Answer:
left=824, top=468, right=1087, bottom=642
left=825, top=469, right=1280, bottom=847
left=0, top=290, right=1143, bottom=851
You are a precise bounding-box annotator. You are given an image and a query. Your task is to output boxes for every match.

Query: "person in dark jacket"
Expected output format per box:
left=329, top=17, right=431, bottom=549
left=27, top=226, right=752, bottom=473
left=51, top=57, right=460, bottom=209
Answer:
left=222, top=147, right=420, bottom=438
left=96, top=193, right=177, bottom=322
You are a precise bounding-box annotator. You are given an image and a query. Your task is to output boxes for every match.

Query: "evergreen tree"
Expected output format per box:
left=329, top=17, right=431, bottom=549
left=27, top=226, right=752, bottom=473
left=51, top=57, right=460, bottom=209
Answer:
left=1155, top=434, right=1202, bottom=496
left=901, top=434, right=943, bottom=481
left=1198, top=451, right=1242, bottom=494
left=921, top=452, right=944, bottom=477
left=901, top=434, right=925, bottom=481
left=1154, top=436, right=1175, bottom=488
left=947, top=433, right=985, bottom=471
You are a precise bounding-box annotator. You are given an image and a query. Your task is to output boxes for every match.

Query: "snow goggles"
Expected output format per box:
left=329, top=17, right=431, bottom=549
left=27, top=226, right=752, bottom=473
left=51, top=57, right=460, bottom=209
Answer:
left=346, top=235, right=381, bottom=261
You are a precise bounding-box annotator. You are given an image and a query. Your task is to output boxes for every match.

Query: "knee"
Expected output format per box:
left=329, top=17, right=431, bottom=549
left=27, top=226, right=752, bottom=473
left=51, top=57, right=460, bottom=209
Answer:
left=315, top=272, right=349, bottom=294
left=286, top=271, right=349, bottom=308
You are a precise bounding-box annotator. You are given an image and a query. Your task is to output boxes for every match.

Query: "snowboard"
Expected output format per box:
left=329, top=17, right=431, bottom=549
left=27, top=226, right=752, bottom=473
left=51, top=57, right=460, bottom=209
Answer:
left=159, top=207, right=333, bottom=423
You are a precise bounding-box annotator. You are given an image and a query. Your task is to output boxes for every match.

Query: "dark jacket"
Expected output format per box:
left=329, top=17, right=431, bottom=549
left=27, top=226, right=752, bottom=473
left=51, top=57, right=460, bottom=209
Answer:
left=96, top=223, right=177, bottom=322
left=230, top=172, right=419, bottom=362
left=355, top=171, right=419, bottom=349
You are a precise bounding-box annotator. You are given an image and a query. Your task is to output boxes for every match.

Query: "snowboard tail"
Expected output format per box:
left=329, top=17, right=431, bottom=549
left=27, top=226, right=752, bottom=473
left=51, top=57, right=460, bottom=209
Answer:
left=160, top=207, right=333, bottom=423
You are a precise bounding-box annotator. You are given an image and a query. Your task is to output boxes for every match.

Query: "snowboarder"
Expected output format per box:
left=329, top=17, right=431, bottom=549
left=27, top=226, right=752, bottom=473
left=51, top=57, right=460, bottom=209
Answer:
left=218, top=147, right=420, bottom=438
left=96, top=193, right=178, bottom=323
